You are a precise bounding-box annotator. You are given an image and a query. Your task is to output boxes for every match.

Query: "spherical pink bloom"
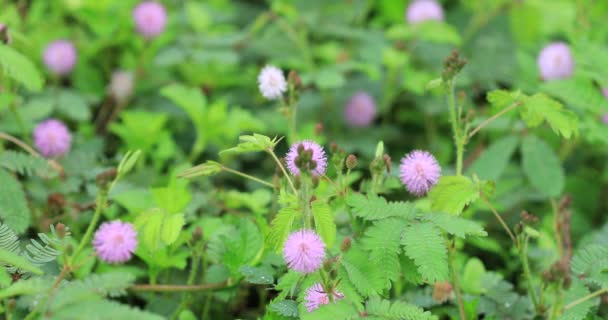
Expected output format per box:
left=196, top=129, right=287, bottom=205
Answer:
left=33, top=119, right=72, bottom=158
left=406, top=0, right=444, bottom=24
left=133, top=1, right=167, bottom=39
left=399, top=150, right=441, bottom=196
left=282, top=229, right=325, bottom=274
left=344, top=91, right=377, bottom=127
left=537, top=42, right=574, bottom=81
left=602, top=114, right=608, bottom=125
left=93, top=220, right=138, bottom=264
left=285, top=141, right=327, bottom=176
left=304, top=283, right=345, bottom=312
left=43, top=40, right=77, bottom=76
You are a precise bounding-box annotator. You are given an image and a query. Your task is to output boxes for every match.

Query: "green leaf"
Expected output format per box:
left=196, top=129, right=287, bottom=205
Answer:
left=178, top=161, right=223, bottom=179
left=269, top=299, right=299, bottom=318
left=422, top=212, right=487, bottom=238
left=401, top=222, right=448, bottom=282
left=151, top=179, right=191, bottom=214
left=312, top=201, right=336, bottom=248
left=56, top=89, right=91, bottom=121
left=0, top=267, right=11, bottom=288
left=161, top=84, right=207, bottom=156
left=386, top=21, right=461, bottom=45
left=466, top=136, right=519, bottom=181
left=50, top=299, right=165, bottom=320
left=222, top=219, right=263, bottom=275
left=0, top=169, right=31, bottom=233
left=161, top=213, right=184, bottom=245
left=558, top=281, right=598, bottom=320
left=361, top=218, right=406, bottom=289
left=220, top=134, right=280, bottom=156
left=520, top=93, right=578, bottom=139
left=428, top=176, right=479, bottom=216
left=347, top=193, right=417, bottom=221
left=0, top=43, right=43, bottom=92
left=300, top=300, right=357, bottom=320
left=267, top=192, right=301, bottom=251
left=0, top=150, right=56, bottom=178
left=521, top=135, right=564, bottom=198
left=541, top=78, right=608, bottom=113
left=461, top=258, right=486, bottom=294
left=0, top=277, right=53, bottom=299
left=0, top=248, right=42, bottom=275
left=570, top=244, right=608, bottom=288
left=365, top=297, right=437, bottom=320
left=487, top=89, right=523, bottom=110
left=135, top=209, right=184, bottom=251
left=240, top=265, right=274, bottom=285
left=341, top=246, right=385, bottom=297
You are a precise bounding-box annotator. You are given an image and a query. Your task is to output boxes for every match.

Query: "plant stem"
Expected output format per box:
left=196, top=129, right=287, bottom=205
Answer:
left=563, top=287, right=608, bottom=310
left=0, top=132, right=64, bottom=175
left=172, top=248, right=202, bottom=319
left=221, top=166, right=275, bottom=188
left=130, top=282, right=228, bottom=292
left=446, top=80, right=464, bottom=176
left=448, top=238, right=467, bottom=320
left=71, top=189, right=108, bottom=264
left=266, top=148, right=297, bottom=194
left=467, top=101, right=522, bottom=140
left=480, top=195, right=518, bottom=247
left=519, top=235, right=541, bottom=313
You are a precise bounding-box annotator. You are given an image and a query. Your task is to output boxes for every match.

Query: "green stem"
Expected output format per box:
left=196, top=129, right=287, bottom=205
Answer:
left=446, top=80, right=464, bottom=176
left=447, top=237, right=467, bottom=320
left=200, top=253, right=212, bottom=319
left=519, top=235, right=541, bottom=313
left=130, top=282, right=228, bottom=292
left=172, top=249, right=202, bottom=319
left=564, top=287, right=608, bottom=311
left=221, top=166, right=275, bottom=188
left=300, top=177, right=312, bottom=228
left=71, top=189, right=108, bottom=264
left=466, top=101, right=521, bottom=140
left=267, top=148, right=297, bottom=194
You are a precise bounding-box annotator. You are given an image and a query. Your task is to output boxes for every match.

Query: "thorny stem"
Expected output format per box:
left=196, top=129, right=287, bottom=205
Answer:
left=467, top=101, right=522, bottom=140
left=221, top=166, right=275, bottom=188
left=563, top=287, right=608, bottom=310
left=0, top=132, right=64, bottom=175
left=267, top=148, right=297, bottom=194
left=519, top=235, right=541, bottom=314
left=480, top=195, right=518, bottom=247
left=448, top=238, right=467, bottom=320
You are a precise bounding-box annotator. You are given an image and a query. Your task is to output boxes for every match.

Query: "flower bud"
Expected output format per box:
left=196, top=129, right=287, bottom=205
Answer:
left=340, top=237, right=352, bottom=253
left=288, top=70, right=301, bottom=89
left=432, top=281, right=454, bottom=303
left=55, top=223, right=67, bottom=239
left=0, top=24, right=11, bottom=45
left=191, top=226, right=203, bottom=244
left=96, top=168, right=117, bottom=190
left=345, top=154, right=358, bottom=170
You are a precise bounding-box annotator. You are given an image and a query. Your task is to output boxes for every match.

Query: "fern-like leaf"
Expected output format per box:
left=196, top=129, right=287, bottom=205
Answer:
left=312, top=201, right=336, bottom=248
left=401, top=222, right=449, bottom=282
left=348, top=193, right=417, bottom=221
left=0, top=151, right=56, bottom=178
left=570, top=244, right=608, bottom=288
left=422, top=212, right=487, bottom=238
left=49, top=299, right=165, bottom=320
left=341, top=246, right=385, bottom=297
left=0, top=43, right=43, bottom=92
left=361, top=218, right=407, bottom=289
left=365, top=297, right=437, bottom=320
left=0, top=169, right=31, bottom=233
left=558, top=280, right=598, bottom=320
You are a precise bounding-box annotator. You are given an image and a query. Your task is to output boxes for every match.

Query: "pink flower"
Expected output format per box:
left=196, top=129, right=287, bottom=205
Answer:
left=344, top=92, right=377, bottom=127
left=108, top=70, right=134, bottom=103
left=406, top=0, right=444, bottom=25
left=258, top=65, right=287, bottom=100
left=537, top=42, right=574, bottom=81
left=93, top=221, right=138, bottom=264
left=285, top=141, right=327, bottom=176
left=43, top=40, right=77, bottom=76
left=33, top=119, right=72, bottom=158
left=399, top=150, right=441, bottom=196
left=601, top=114, right=608, bottom=126
left=133, top=1, right=167, bottom=39
left=602, top=88, right=608, bottom=99
left=304, top=283, right=344, bottom=312
left=282, top=229, right=325, bottom=274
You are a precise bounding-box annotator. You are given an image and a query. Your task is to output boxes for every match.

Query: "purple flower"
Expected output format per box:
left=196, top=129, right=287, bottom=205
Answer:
left=257, top=65, right=287, bottom=100
left=283, top=229, right=325, bottom=274
left=406, top=0, right=444, bottom=25
left=33, top=119, right=72, bottom=158
left=399, top=150, right=441, bottom=196
left=304, top=283, right=345, bottom=312
left=537, top=42, right=574, bottom=81
left=43, top=40, right=77, bottom=76
left=133, top=1, right=167, bottom=39
left=344, top=91, right=377, bottom=127
left=93, top=220, right=138, bottom=264
left=285, top=141, right=327, bottom=176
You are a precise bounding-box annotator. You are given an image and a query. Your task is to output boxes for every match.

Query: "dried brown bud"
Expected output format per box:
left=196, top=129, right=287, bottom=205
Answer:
left=55, top=223, right=67, bottom=239
left=191, top=226, right=203, bottom=244
left=330, top=142, right=338, bottom=153
left=383, top=154, right=392, bottom=173
left=345, top=154, right=358, bottom=170
left=340, top=237, right=352, bottom=253
left=520, top=211, right=539, bottom=224
left=0, top=24, right=11, bottom=45
left=48, top=193, right=66, bottom=209
left=432, top=281, right=454, bottom=303
left=314, top=123, right=324, bottom=135
left=288, top=70, right=301, bottom=89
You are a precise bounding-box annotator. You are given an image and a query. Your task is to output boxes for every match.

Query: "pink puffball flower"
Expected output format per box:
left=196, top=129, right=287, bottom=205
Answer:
left=304, top=283, right=345, bottom=312
left=108, top=70, right=134, bottom=104
left=43, top=40, right=77, bottom=76
left=285, top=141, right=327, bottom=177
left=33, top=119, right=72, bottom=158
left=344, top=91, right=377, bottom=127
left=257, top=65, right=287, bottom=100
left=406, top=0, right=444, bottom=25
left=537, top=42, right=575, bottom=81
left=282, top=229, right=325, bottom=274
left=133, top=1, right=167, bottom=39
left=601, top=114, right=608, bottom=125
left=93, top=220, right=138, bottom=264
left=399, top=150, right=441, bottom=196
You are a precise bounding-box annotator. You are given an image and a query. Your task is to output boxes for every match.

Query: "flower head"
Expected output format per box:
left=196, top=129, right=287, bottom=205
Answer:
left=33, top=119, right=72, bottom=158
left=399, top=150, right=441, bottom=196
left=344, top=91, right=377, bottom=127
left=537, top=42, right=574, bottom=81
left=133, top=1, right=167, bottom=39
left=93, top=220, right=138, bottom=264
left=304, top=283, right=344, bottom=312
left=285, top=141, right=327, bottom=176
left=108, top=70, right=134, bottom=103
left=602, top=88, right=608, bottom=99
left=257, top=65, right=287, bottom=100
left=602, top=113, right=608, bottom=126
left=43, top=40, right=77, bottom=76
left=283, top=229, right=325, bottom=274
left=406, top=0, right=444, bottom=25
